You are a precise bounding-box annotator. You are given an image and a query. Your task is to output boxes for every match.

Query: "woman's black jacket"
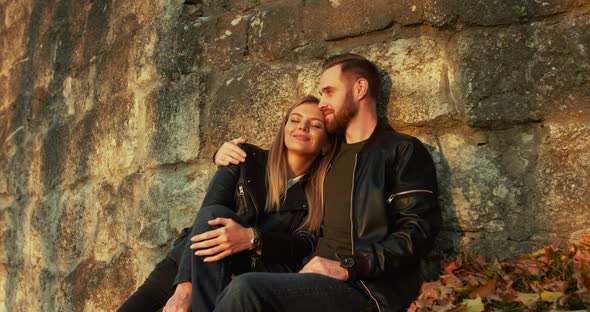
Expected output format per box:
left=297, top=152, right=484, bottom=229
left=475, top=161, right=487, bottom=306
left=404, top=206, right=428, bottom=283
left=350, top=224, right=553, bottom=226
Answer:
left=173, top=144, right=317, bottom=284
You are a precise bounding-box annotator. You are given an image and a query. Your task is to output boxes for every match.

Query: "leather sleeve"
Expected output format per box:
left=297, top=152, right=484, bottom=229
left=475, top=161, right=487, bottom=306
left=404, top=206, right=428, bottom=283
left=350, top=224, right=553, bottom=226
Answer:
left=351, top=139, right=441, bottom=280
left=200, top=164, right=240, bottom=208
left=173, top=164, right=240, bottom=286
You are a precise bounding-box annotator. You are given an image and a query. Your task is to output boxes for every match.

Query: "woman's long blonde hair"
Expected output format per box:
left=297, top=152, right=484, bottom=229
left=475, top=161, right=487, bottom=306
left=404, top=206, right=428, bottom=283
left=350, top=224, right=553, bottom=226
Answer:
left=266, top=96, right=336, bottom=234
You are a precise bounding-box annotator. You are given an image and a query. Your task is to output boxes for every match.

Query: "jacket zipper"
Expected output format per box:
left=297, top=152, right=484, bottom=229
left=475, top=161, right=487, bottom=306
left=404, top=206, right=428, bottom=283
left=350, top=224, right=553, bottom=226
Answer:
left=239, top=183, right=259, bottom=269
left=386, top=189, right=434, bottom=204
left=350, top=154, right=382, bottom=312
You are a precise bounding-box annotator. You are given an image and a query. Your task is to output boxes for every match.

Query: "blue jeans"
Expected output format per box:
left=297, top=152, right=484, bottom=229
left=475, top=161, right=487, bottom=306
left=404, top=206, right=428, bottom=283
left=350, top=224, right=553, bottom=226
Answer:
left=213, top=272, right=375, bottom=312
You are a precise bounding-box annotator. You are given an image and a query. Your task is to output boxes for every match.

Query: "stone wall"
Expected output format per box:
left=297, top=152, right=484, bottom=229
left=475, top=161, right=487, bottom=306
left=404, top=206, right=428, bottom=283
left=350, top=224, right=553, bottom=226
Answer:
left=1, top=0, right=589, bottom=310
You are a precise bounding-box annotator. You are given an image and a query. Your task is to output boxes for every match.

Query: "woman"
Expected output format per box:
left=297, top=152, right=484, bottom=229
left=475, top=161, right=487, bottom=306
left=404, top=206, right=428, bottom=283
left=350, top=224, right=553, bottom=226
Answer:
left=165, top=95, right=335, bottom=312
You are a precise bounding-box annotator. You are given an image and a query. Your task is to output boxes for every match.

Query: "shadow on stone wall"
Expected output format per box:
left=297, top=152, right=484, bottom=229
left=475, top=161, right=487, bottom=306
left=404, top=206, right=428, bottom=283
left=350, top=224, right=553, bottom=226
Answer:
left=6, top=0, right=45, bottom=309
left=379, top=70, right=463, bottom=281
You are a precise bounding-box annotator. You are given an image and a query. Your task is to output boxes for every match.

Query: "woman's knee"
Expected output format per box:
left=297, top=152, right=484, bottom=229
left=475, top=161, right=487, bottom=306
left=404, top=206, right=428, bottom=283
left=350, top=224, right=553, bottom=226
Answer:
left=194, top=205, right=231, bottom=224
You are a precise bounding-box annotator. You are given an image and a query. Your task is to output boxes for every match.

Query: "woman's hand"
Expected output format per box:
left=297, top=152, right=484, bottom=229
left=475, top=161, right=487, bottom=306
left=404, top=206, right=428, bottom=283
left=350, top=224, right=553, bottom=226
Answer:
left=190, top=217, right=254, bottom=262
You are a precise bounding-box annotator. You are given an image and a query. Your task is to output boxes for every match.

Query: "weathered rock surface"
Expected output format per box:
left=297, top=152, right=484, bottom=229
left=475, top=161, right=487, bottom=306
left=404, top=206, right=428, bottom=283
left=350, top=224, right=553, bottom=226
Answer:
left=1, top=0, right=589, bottom=310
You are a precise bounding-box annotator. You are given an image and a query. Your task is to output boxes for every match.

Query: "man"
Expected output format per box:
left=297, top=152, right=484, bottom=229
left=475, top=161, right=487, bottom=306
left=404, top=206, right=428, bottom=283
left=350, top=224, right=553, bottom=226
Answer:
left=212, top=53, right=441, bottom=312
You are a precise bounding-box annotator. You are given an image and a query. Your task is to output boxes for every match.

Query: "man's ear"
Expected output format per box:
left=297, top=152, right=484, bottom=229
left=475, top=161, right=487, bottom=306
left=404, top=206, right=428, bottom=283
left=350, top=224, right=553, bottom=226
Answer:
left=354, top=78, right=369, bottom=100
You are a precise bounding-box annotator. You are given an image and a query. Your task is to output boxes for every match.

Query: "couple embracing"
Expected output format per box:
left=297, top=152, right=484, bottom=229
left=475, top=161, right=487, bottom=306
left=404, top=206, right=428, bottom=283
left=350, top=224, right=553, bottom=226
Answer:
left=119, top=53, right=441, bottom=312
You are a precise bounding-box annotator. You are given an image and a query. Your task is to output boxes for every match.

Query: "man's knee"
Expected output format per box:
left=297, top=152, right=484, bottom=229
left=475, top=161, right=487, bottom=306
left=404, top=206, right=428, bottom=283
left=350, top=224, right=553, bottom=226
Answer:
left=217, top=273, right=261, bottom=303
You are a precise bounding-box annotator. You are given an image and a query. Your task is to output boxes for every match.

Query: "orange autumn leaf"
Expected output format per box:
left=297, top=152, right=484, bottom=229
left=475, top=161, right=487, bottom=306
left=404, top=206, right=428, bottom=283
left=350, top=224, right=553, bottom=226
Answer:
left=445, top=261, right=459, bottom=274
left=469, top=277, right=496, bottom=299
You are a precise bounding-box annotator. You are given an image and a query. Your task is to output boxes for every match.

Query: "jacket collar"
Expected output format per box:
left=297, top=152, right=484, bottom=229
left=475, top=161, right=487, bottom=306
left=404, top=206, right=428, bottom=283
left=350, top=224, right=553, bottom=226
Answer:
left=335, top=122, right=394, bottom=154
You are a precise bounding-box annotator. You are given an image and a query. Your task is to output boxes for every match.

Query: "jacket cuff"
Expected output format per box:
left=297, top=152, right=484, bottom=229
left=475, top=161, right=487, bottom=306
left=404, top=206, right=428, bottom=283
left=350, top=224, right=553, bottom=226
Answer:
left=346, top=266, right=358, bottom=281
left=173, top=275, right=191, bottom=287
left=349, top=253, right=369, bottom=280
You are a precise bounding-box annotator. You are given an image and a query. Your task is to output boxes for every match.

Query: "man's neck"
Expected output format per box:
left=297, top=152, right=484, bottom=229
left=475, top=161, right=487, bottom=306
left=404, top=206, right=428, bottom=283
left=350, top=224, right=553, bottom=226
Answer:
left=345, top=100, right=378, bottom=144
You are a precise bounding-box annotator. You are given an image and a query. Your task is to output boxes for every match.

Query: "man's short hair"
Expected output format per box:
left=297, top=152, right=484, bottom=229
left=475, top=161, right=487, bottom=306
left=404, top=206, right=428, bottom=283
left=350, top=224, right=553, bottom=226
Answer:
left=298, top=95, right=320, bottom=105
left=321, top=53, right=381, bottom=100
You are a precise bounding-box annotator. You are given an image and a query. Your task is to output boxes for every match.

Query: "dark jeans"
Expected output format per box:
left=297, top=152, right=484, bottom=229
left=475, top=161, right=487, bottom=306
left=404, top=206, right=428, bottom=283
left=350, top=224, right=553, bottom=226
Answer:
left=117, top=256, right=177, bottom=312
left=117, top=204, right=253, bottom=312
left=190, top=204, right=254, bottom=312
left=213, top=272, right=375, bottom=312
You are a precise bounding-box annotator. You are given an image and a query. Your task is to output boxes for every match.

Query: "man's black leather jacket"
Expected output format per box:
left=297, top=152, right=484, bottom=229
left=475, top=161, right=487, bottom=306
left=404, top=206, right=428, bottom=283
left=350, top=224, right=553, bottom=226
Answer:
left=173, top=144, right=317, bottom=284
left=343, top=123, right=441, bottom=312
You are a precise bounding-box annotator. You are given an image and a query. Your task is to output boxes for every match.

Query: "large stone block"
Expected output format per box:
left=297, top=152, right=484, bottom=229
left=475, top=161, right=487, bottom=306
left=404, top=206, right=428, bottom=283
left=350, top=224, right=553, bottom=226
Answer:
left=188, top=0, right=262, bottom=16
left=302, top=0, right=395, bottom=41
left=390, top=0, right=424, bottom=25
left=29, top=187, right=100, bottom=276
left=1, top=0, right=32, bottom=29
left=423, top=0, right=586, bottom=27
left=296, top=61, right=322, bottom=97
left=451, top=11, right=590, bottom=126
left=352, top=36, right=456, bottom=126
left=457, top=0, right=584, bottom=25
left=71, top=93, right=139, bottom=178
left=248, top=1, right=303, bottom=60
left=92, top=176, right=144, bottom=263
left=57, top=251, right=137, bottom=312
left=203, top=61, right=299, bottom=154
left=0, top=67, right=21, bottom=113
left=198, top=11, right=249, bottom=70
left=414, top=125, right=541, bottom=259
left=147, top=72, right=203, bottom=165
left=0, top=264, right=7, bottom=310
left=68, top=0, right=113, bottom=72
left=534, top=115, right=590, bottom=240
left=139, top=163, right=215, bottom=237
left=155, top=5, right=205, bottom=75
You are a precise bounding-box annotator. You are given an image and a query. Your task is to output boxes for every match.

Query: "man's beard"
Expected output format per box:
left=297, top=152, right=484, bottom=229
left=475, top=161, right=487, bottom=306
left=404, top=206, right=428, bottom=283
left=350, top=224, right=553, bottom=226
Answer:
left=326, top=94, right=358, bottom=134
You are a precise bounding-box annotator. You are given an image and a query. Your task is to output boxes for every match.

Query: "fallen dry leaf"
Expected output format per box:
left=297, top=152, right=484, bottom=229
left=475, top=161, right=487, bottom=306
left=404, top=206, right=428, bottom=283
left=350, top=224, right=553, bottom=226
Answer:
left=469, top=277, right=496, bottom=299
left=540, top=290, right=564, bottom=302
left=454, top=296, right=484, bottom=312
left=514, top=292, right=539, bottom=309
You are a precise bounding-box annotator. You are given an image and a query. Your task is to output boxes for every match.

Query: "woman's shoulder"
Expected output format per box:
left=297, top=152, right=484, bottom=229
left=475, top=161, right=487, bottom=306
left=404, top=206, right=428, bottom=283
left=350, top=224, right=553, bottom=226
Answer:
left=238, top=143, right=269, bottom=163
left=238, top=143, right=268, bottom=156
left=238, top=143, right=268, bottom=169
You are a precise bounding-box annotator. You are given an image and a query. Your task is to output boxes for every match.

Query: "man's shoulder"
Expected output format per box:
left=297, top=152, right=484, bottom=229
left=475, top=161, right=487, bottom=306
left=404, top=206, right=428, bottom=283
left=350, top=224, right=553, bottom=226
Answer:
left=368, top=124, right=425, bottom=150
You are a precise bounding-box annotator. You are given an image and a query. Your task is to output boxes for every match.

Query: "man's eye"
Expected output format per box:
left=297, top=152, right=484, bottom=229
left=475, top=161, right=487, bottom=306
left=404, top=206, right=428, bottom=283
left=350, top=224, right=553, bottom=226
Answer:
left=289, top=118, right=300, bottom=123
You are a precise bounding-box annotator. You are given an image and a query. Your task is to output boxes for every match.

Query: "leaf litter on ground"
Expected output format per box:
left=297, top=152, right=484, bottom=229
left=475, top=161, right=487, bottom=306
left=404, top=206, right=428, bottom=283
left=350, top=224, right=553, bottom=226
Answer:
left=408, top=236, right=590, bottom=312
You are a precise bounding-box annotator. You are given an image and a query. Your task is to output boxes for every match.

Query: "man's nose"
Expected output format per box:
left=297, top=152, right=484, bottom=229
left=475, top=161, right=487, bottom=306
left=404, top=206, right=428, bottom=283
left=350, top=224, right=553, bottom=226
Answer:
left=318, top=100, right=327, bottom=110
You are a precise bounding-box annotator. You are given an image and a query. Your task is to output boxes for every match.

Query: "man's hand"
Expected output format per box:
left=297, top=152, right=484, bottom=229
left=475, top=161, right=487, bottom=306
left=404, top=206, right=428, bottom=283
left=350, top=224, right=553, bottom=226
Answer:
left=299, top=256, right=349, bottom=281
left=190, top=218, right=254, bottom=262
left=214, top=138, right=248, bottom=167
left=163, top=281, right=192, bottom=312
